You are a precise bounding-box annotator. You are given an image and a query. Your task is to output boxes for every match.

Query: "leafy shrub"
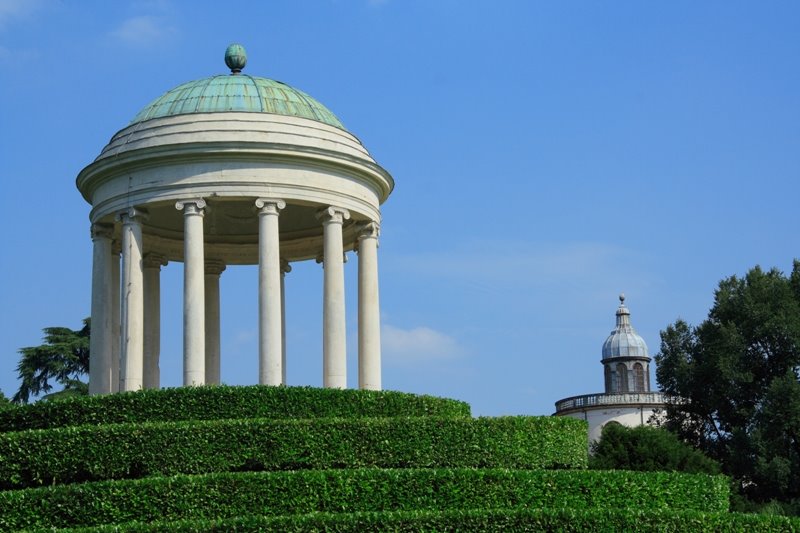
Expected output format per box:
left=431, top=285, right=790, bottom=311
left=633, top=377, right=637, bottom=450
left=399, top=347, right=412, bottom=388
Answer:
left=0, top=385, right=471, bottom=432
left=0, top=468, right=729, bottom=529
left=0, top=416, right=587, bottom=489
left=590, top=423, right=720, bottom=474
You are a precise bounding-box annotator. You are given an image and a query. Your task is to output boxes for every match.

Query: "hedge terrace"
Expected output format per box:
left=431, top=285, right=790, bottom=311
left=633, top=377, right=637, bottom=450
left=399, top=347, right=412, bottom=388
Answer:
left=0, top=468, right=729, bottom=530
left=0, top=416, right=588, bottom=489
left=0, top=385, right=471, bottom=432
left=0, top=385, right=789, bottom=531
left=60, top=508, right=800, bottom=533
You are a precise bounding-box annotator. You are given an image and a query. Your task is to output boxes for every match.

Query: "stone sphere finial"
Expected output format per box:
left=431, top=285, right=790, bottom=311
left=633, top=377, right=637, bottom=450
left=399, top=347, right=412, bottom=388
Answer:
left=619, top=293, right=626, bottom=304
left=225, top=43, right=247, bottom=74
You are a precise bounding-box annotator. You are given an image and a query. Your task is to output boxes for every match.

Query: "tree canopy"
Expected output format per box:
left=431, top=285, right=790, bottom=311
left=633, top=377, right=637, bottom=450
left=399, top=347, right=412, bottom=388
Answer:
left=589, top=423, right=720, bottom=474
left=655, top=260, right=800, bottom=509
left=13, top=319, right=91, bottom=404
left=0, top=390, right=11, bottom=410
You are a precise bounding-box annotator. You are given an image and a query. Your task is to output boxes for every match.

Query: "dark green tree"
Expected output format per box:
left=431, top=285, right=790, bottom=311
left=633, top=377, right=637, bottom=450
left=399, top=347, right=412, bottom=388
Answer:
left=0, top=390, right=11, bottom=410
left=655, top=261, right=800, bottom=508
left=589, top=423, right=720, bottom=474
left=13, top=319, right=91, bottom=404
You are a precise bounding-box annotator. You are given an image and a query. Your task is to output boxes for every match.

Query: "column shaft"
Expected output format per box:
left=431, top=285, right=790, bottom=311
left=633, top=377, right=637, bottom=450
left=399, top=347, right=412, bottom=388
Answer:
left=177, top=199, right=206, bottom=386
left=205, top=260, right=225, bottom=385
left=318, top=206, right=350, bottom=389
left=280, top=260, right=291, bottom=385
left=111, top=246, right=121, bottom=393
left=89, top=224, right=113, bottom=395
left=256, top=199, right=285, bottom=386
left=357, top=222, right=382, bottom=390
left=119, top=208, right=146, bottom=391
left=143, top=254, right=166, bottom=390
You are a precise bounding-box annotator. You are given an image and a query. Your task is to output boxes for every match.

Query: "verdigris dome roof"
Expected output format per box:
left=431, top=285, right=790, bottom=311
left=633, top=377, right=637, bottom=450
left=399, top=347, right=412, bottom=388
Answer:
left=129, top=44, right=344, bottom=130
left=601, top=294, right=649, bottom=360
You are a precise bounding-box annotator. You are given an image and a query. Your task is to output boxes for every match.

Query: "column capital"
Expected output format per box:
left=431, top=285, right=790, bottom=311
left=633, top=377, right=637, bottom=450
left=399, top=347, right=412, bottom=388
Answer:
left=205, top=258, right=227, bottom=276
left=175, top=199, right=206, bottom=216
left=280, top=258, right=292, bottom=274
left=255, top=198, right=286, bottom=215
left=90, top=223, right=114, bottom=241
left=316, top=206, right=350, bottom=225
left=143, top=253, right=168, bottom=269
left=357, top=221, right=380, bottom=240
left=117, top=207, right=148, bottom=224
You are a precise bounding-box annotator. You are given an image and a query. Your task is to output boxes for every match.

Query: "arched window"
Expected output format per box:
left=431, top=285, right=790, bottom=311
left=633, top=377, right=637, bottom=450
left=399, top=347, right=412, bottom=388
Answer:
left=604, top=365, right=612, bottom=393
left=616, top=363, right=628, bottom=393
left=633, top=362, right=645, bottom=392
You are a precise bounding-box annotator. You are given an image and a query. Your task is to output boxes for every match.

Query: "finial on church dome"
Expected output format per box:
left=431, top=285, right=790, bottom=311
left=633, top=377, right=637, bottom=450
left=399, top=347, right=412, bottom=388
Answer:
left=225, top=43, right=247, bottom=74
left=615, top=292, right=631, bottom=324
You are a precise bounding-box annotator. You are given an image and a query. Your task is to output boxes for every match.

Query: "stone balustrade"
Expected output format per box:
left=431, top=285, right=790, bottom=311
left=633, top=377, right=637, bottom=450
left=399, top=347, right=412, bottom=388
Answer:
left=555, top=392, right=668, bottom=413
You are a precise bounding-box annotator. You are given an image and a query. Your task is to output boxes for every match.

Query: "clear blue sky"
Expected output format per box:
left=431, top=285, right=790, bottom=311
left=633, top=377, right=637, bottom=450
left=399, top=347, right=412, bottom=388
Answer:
left=0, top=1, right=797, bottom=415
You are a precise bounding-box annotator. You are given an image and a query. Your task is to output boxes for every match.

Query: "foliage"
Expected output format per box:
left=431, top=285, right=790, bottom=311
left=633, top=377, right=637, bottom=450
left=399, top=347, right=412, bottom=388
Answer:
left=55, top=508, right=800, bottom=533
left=589, top=423, right=720, bottom=474
left=13, top=319, right=91, bottom=404
left=0, top=415, right=587, bottom=489
left=0, top=468, right=729, bottom=530
left=0, top=385, right=471, bottom=433
left=0, top=391, right=10, bottom=410
left=655, top=261, right=800, bottom=507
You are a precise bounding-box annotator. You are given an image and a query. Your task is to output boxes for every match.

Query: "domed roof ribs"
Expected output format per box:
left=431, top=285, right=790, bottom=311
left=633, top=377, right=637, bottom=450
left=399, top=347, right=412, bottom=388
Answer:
left=601, top=293, right=650, bottom=363
left=125, top=45, right=345, bottom=130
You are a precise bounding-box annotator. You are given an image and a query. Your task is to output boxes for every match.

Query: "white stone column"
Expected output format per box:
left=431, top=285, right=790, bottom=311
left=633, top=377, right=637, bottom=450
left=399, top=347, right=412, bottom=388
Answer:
left=255, top=198, right=285, bottom=386
left=176, top=199, right=206, bottom=386
left=118, top=208, right=147, bottom=392
left=280, top=259, right=291, bottom=385
left=317, top=206, right=350, bottom=389
left=204, top=259, right=226, bottom=385
left=111, top=242, right=121, bottom=393
left=89, top=223, right=114, bottom=395
left=357, top=222, right=382, bottom=391
left=143, top=253, right=167, bottom=390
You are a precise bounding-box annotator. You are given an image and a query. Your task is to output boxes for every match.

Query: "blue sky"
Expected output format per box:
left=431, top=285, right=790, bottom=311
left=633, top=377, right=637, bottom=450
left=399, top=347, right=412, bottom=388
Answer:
left=0, top=1, right=797, bottom=415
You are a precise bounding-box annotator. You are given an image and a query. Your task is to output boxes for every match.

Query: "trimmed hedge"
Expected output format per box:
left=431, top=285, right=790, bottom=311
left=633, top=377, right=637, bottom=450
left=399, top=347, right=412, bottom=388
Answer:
left=0, top=416, right=587, bottom=489
left=63, top=508, right=800, bottom=532
left=0, top=385, right=471, bottom=432
left=0, top=468, right=730, bottom=529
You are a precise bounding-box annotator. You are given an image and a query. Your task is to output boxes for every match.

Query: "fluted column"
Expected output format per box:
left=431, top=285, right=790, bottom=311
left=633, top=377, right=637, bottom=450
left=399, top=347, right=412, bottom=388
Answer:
left=118, top=208, right=147, bottom=391
left=89, top=223, right=114, bottom=395
left=317, top=206, right=350, bottom=389
left=205, top=259, right=226, bottom=385
left=176, top=199, right=206, bottom=386
left=280, top=259, right=291, bottom=385
left=111, top=242, right=121, bottom=393
left=256, top=198, right=285, bottom=386
left=143, top=253, right=167, bottom=390
left=357, top=221, right=381, bottom=390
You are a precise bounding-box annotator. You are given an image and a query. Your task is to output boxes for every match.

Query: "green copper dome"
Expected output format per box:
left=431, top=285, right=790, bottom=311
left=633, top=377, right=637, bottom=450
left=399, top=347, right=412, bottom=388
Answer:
left=130, top=45, right=345, bottom=129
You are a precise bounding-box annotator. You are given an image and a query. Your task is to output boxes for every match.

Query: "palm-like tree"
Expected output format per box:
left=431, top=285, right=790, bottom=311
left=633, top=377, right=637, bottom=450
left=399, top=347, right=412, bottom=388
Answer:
left=13, top=319, right=90, bottom=403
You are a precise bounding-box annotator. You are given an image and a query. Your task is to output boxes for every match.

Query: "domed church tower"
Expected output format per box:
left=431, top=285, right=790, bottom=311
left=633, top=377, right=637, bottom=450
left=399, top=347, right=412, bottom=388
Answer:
left=601, top=294, right=651, bottom=394
left=554, top=295, right=665, bottom=444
